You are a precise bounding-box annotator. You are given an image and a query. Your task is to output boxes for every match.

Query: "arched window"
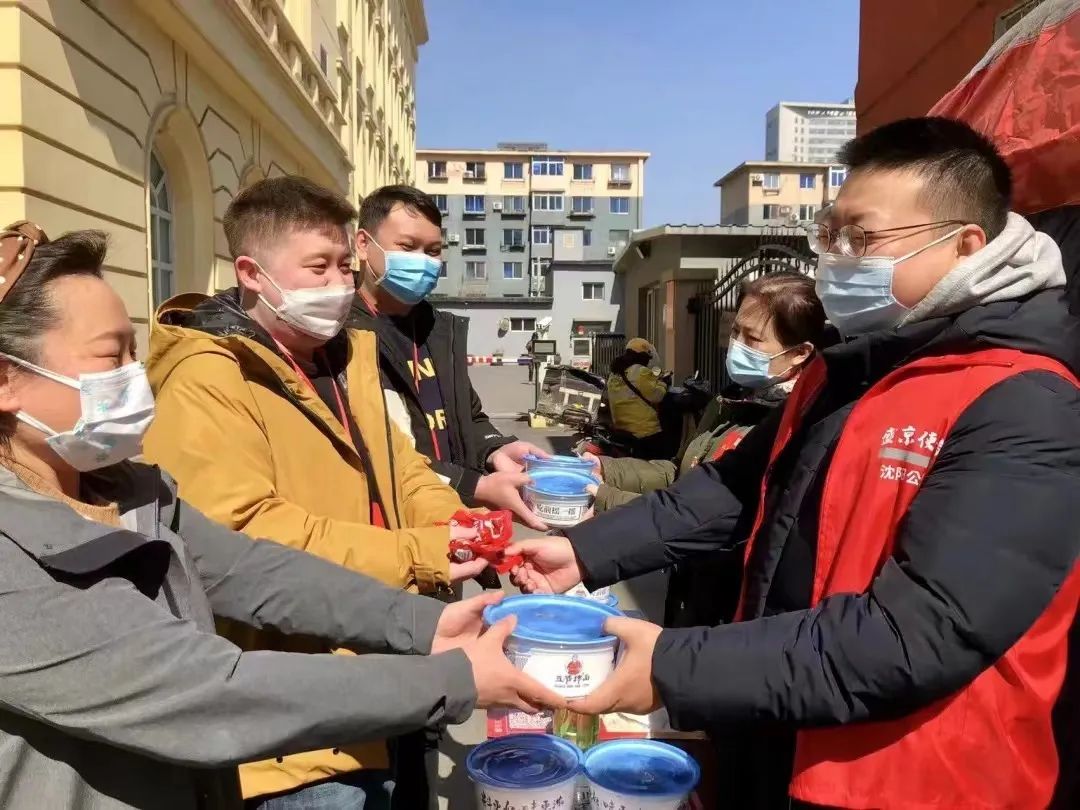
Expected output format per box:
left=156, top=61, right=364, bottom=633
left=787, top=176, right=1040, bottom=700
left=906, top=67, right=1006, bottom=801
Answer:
left=148, top=151, right=175, bottom=306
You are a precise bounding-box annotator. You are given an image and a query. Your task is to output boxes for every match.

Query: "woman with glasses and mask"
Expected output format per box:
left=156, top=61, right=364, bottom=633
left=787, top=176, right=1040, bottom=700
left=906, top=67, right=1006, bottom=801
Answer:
left=0, top=222, right=561, bottom=810
left=584, top=272, right=827, bottom=627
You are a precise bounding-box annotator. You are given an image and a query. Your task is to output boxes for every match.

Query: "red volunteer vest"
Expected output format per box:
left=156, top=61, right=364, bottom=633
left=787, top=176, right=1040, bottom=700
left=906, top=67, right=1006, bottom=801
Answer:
left=738, top=348, right=1080, bottom=809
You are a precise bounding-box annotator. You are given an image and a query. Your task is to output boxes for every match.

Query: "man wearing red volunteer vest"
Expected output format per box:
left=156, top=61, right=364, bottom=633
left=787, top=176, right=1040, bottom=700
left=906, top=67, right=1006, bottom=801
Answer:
left=509, top=118, right=1080, bottom=810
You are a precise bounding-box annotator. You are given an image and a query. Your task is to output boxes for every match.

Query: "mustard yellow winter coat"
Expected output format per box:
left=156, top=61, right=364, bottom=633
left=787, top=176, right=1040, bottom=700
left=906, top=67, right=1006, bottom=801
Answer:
left=143, top=292, right=463, bottom=799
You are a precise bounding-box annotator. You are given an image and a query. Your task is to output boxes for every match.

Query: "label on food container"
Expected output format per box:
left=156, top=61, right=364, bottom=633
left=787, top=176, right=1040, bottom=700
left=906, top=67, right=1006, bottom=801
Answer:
left=509, top=646, right=614, bottom=698
left=526, top=498, right=587, bottom=525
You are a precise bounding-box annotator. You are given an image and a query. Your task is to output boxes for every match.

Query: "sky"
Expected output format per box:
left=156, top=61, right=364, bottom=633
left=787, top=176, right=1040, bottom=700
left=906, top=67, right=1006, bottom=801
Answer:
left=416, top=0, right=861, bottom=226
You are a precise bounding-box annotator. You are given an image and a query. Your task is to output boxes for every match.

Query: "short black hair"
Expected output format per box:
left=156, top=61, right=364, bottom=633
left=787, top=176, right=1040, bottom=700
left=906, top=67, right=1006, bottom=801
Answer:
left=358, top=185, right=442, bottom=234
left=838, top=116, right=1012, bottom=240
left=224, top=176, right=356, bottom=259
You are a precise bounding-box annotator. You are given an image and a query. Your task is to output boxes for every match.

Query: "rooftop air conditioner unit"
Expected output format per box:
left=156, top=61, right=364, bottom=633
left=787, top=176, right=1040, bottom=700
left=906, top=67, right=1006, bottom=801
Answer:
left=492, top=201, right=503, bottom=211
left=606, top=246, right=618, bottom=256
left=448, top=233, right=460, bottom=244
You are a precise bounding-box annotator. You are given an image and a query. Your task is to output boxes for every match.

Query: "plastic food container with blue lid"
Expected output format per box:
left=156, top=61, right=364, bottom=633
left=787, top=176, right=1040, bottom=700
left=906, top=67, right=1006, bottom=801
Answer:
left=523, top=468, right=598, bottom=527
left=484, top=594, right=622, bottom=698
left=583, top=739, right=701, bottom=809
left=467, top=733, right=582, bottom=809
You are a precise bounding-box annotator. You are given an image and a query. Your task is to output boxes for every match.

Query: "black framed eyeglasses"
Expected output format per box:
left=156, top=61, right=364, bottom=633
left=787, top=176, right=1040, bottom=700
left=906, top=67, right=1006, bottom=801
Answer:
left=805, top=220, right=965, bottom=257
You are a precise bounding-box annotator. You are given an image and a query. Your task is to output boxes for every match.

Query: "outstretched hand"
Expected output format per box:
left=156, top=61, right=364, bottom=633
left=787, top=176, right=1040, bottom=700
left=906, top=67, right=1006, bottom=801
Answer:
left=571, top=616, right=663, bottom=716
left=430, top=590, right=504, bottom=654
left=474, top=470, right=549, bottom=531
left=463, top=616, right=567, bottom=713
left=506, top=536, right=583, bottom=594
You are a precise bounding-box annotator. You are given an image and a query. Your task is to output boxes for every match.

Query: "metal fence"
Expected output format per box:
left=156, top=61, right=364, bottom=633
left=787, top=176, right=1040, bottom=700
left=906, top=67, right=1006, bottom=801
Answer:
left=690, top=240, right=816, bottom=393
left=591, top=333, right=626, bottom=379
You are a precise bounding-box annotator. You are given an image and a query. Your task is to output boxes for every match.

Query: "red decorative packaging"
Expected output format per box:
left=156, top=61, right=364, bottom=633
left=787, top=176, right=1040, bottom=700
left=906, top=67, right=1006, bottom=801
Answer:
left=443, top=510, right=523, bottom=573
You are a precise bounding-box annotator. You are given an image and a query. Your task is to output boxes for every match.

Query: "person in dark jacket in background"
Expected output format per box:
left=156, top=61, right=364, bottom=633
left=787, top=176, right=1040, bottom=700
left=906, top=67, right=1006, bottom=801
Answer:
left=585, top=272, right=826, bottom=628
left=509, top=118, right=1080, bottom=809
left=348, top=186, right=551, bottom=808
left=348, top=186, right=549, bottom=533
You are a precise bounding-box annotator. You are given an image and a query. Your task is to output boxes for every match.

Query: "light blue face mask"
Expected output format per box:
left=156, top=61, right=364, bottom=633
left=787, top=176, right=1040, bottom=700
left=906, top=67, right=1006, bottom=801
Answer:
left=814, top=226, right=964, bottom=336
left=725, top=339, right=798, bottom=388
left=365, top=231, right=442, bottom=305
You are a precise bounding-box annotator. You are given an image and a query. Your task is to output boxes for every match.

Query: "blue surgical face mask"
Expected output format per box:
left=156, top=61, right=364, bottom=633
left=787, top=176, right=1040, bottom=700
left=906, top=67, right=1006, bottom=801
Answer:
left=815, top=226, right=964, bottom=336
left=725, top=339, right=799, bottom=388
left=364, top=232, right=442, bottom=305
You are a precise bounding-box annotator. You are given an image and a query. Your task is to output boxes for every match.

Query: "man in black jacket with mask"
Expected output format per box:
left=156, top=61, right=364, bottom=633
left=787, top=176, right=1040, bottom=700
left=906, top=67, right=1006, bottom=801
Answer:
left=349, top=185, right=549, bottom=533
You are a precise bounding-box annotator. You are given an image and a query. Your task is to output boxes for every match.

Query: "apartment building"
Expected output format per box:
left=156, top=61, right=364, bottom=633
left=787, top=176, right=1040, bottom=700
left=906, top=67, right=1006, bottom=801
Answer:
left=416, top=143, right=648, bottom=299
left=765, top=101, right=857, bottom=163
left=0, top=0, right=425, bottom=349
left=715, top=161, right=846, bottom=226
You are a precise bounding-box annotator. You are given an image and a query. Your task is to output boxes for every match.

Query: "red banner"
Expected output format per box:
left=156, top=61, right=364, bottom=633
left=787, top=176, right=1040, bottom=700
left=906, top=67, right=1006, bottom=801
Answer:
left=930, top=0, right=1080, bottom=215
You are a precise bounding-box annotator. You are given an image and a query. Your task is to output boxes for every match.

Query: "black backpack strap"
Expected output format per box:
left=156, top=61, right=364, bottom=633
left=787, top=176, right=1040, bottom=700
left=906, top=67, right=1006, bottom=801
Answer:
left=620, top=369, right=660, bottom=412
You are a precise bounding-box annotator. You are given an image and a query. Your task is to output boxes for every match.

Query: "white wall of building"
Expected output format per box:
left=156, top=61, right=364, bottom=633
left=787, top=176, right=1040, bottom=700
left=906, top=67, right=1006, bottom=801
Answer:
left=431, top=263, right=623, bottom=359
left=765, top=101, right=857, bottom=163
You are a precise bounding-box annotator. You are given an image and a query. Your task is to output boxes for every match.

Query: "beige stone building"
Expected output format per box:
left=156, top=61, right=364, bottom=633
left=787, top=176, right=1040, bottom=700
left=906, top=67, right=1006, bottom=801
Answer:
left=715, top=160, right=845, bottom=226
left=0, top=0, right=427, bottom=347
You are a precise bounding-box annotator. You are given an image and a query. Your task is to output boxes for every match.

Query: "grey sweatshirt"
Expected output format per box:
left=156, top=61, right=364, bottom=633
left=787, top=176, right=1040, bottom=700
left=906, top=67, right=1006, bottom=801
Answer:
left=0, top=462, right=476, bottom=809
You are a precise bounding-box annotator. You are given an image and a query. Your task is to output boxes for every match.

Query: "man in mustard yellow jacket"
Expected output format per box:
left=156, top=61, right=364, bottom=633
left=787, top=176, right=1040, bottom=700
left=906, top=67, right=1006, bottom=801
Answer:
left=144, top=176, right=484, bottom=808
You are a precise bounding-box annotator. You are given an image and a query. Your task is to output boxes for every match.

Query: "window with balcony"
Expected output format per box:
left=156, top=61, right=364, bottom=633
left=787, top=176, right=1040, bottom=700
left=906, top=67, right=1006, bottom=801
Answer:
left=610, top=163, right=631, bottom=184
left=428, top=161, right=447, bottom=180
left=431, top=193, right=448, bottom=213
left=504, top=162, right=524, bottom=180
left=763, top=173, right=781, bottom=190
left=573, top=163, right=593, bottom=181
left=503, top=261, right=524, bottom=280
left=609, top=197, right=630, bottom=215
left=464, top=228, right=485, bottom=247
left=465, top=260, right=487, bottom=280
left=502, top=195, right=526, bottom=213
left=532, top=156, right=564, bottom=176
left=533, top=194, right=564, bottom=212
left=502, top=228, right=524, bottom=248
left=532, top=226, right=552, bottom=245
left=582, top=282, right=605, bottom=301
left=464, top=195, right=485, bottom=214
left=571, top=196, right=594, bottom=215
left=465, top=161, right=486, bottom=180
left=799, top=173, right=816, bottom=189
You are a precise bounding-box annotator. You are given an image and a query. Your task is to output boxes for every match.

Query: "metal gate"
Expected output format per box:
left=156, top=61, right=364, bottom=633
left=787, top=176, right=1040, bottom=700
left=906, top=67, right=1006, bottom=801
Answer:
left=591, top=333, right=625, bottom=379
left=690, top=241, right=816, bottom=393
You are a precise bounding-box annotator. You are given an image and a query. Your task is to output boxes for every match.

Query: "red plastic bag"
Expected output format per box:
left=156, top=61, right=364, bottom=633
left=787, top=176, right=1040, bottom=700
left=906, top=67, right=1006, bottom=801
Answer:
left=443, top=510, right=523, bottom=573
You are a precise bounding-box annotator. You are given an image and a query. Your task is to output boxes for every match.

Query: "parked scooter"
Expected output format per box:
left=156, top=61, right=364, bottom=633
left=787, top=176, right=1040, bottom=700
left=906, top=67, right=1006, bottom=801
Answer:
left=572, top=371, right=713, bottom=460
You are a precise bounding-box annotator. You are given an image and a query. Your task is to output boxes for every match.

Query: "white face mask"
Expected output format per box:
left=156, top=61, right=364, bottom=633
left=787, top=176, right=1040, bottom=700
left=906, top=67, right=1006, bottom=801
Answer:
left=255, top=262, right=355, bottom=340
left=3, top=354, right=156, bottom=471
